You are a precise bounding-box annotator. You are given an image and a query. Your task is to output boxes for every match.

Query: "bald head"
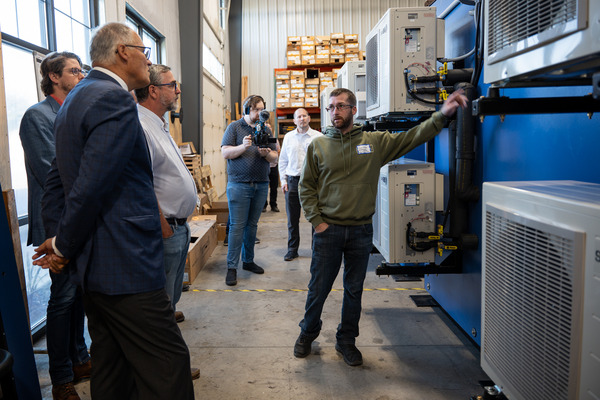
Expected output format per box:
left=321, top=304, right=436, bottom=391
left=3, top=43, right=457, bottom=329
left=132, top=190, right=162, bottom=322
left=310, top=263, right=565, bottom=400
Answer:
left=293, top=108, right=310, bottom=132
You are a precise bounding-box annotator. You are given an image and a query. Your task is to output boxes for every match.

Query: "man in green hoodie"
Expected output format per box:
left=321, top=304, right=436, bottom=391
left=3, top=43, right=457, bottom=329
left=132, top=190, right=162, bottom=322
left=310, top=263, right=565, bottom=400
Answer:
left=294, top=87, right=468, bottom=366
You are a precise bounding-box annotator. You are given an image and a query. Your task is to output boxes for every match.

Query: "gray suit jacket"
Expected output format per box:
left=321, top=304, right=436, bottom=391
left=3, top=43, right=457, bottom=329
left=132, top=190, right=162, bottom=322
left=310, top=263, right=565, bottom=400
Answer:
left=19, top=96, right=60, bottom=246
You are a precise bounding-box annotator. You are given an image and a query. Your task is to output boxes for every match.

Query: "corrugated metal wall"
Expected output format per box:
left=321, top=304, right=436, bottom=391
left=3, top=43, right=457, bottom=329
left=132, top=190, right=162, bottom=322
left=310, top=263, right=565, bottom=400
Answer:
left=241, top=0, right=427, bottom=110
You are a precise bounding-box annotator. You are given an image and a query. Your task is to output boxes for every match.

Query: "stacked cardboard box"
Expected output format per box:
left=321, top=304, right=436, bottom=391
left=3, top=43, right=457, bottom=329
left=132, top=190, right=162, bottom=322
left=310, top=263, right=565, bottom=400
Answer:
left=319, top=71, right=335, bottom=93
left=287, top=34, right=362, bottom=67
left=184, top=215, right=218, bottom=284
left=286, top=36, right=301, bottom=67
left=290, top=70, right=305, bottom=107
left=315, top=35, right=331, bottom=65
left=276, top=70, right=291, bottom=108
left=300, top=36, right=316, bottom=66
left=305, top=76, right=319, bottom=108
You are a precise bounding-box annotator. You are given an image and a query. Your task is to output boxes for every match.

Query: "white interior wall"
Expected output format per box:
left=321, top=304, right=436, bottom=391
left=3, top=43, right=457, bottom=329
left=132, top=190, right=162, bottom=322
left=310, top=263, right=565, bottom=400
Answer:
left=241, top=0, right=427, bottom=110
left=105, top=0, right=182, bottom=80
left=202, top=6, right=227, bottom=197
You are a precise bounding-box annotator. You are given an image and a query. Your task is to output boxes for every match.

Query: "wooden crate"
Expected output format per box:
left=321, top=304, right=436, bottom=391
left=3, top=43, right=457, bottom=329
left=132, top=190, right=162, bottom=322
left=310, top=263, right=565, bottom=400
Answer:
left=183, top=155, right=201, bottom=176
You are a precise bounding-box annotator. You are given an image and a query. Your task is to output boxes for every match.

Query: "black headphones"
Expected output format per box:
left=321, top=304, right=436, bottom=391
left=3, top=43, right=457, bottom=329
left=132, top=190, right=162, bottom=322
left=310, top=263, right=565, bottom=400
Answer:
left=243, top=95, right=266, bottom=115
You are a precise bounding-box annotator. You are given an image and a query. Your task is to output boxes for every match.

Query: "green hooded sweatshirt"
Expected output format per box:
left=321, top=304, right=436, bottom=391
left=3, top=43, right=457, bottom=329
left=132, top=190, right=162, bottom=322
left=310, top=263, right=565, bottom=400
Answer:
left=299, top=111, right=447, bottom=228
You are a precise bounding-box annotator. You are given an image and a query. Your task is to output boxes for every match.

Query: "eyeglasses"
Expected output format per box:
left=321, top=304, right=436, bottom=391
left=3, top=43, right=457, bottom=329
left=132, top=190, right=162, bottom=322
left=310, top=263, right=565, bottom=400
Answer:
left=153, top=81, right=178, bottom=91
left=118, top=44, right=152, bottom=60
left=65, top=67, right=86, bottom=76
left=325, top=104, right=354, bottom=112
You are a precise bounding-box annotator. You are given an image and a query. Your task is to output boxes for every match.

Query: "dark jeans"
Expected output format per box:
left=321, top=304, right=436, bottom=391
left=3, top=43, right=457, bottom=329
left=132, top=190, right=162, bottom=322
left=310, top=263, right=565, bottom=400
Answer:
left=46, top=271, right=89, bottom=385
left=284, top=176, right=301, bottom=253
left=299, top=223, right=374, bottom=344
left=83, top=289, right=194, bottom=400
left=265, top=166, right=279, bottom=207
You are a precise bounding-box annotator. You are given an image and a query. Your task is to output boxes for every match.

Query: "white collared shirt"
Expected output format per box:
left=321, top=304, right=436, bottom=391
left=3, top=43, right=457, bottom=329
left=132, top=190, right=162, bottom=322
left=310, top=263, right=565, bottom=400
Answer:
left=137, top=104, right=197, bottom=218
left=93, top=67, right=128, bottom=91
left=278, top=127, right=322, bottom=185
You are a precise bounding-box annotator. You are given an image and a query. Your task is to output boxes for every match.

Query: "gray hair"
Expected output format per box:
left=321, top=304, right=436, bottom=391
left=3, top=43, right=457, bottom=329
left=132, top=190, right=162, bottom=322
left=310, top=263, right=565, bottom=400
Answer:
left=89, top=22, right=136, bottom=65
left=134, top=64, right=172, bottom=102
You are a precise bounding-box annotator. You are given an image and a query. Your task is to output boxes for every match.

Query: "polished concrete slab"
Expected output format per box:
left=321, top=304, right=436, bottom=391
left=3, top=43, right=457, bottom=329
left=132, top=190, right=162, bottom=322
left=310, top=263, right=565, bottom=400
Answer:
left=35, top=191, right=488, bottom=399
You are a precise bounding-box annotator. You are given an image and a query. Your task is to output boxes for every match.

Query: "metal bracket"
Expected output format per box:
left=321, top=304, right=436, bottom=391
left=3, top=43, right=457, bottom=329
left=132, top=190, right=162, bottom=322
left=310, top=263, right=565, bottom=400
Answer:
left=473, top=94, right=600, bottom=116
left=375, top=251, right=462, bottom=276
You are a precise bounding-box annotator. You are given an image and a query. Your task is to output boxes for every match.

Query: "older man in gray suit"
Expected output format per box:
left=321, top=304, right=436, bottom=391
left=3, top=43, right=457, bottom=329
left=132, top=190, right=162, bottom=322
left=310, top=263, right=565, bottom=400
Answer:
left=19, top=52, right=89, bottom=400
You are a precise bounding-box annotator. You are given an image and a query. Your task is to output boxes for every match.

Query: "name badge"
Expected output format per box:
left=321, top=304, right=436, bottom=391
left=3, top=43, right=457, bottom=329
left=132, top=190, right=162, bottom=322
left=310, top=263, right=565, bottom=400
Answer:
left=356, top=144, right=373, bottom=155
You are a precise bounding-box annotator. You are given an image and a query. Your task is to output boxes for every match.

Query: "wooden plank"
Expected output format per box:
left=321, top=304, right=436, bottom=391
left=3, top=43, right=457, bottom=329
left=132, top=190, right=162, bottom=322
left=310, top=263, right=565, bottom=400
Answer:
left=235, top=102, right=240, bottom=120
left=241, top=76, right=248, bottom=105
left=2, top=190, right=29, bottom=325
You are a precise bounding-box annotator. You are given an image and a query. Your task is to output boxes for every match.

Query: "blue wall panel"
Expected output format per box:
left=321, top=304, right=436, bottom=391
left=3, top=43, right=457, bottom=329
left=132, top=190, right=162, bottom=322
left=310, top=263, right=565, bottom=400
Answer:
left=426, top=0, right=600, bottom=346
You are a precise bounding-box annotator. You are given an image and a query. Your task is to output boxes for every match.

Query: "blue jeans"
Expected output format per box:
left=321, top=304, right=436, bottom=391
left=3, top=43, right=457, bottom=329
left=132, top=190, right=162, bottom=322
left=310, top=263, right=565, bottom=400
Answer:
left=226, top=181, right=268, bottom=269
left=299, top=223, right=374, bottom=344
left=163, top=222, right=191, bottom=310
left=46, top=271, right=90, bottom=385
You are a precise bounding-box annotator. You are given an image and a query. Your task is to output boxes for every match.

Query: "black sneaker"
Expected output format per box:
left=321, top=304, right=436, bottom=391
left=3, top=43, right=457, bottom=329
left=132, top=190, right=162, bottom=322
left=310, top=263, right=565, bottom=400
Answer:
left=284, top=251, right=298, bottom=261
left=271, top=205, right=280, bottom=212
left=335, top=342, right=363, bottom=366
left=223, top=235, right=228, bottom=246
left=226, top=269, right=237, bottom=286
left=255, top=237, right=261, bottom=244
left=242, top=262, right=264, bottom=274
left=294, top=333, right=314, bottom=358
left=262, top=205, right=267, bottom=212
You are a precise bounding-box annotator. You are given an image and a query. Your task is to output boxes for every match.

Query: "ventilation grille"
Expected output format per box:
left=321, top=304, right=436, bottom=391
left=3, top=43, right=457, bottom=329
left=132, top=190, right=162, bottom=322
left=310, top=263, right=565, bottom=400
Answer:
left=366, top=34, right=378, bottom=108
left=483, top=206, right=579, bottom=400
left=487, top=0, right=579, bottom=56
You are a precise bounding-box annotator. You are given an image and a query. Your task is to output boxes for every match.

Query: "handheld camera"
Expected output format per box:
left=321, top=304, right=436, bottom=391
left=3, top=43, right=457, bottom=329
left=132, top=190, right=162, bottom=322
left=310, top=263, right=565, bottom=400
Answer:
left=253, top=110, right=277, bottom=148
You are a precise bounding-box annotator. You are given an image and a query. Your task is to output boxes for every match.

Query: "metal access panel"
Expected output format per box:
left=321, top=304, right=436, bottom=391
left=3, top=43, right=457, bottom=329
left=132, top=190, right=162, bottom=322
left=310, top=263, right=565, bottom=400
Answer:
left=337, top=61, right=367, bottom=121
left=373, top=159, right=437, bottom=264
left=365, top=7, right=444, bottom=118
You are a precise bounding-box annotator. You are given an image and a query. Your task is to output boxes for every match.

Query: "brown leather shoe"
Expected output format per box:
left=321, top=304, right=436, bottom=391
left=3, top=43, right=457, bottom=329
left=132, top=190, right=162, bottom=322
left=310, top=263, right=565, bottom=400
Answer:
left=191, top=367, right=200, bottom=380
left=52, top=382, right=80, bottom=400
left=72, top=359, right=91, bottom=382
left=175, top=311, right=185, bottom=323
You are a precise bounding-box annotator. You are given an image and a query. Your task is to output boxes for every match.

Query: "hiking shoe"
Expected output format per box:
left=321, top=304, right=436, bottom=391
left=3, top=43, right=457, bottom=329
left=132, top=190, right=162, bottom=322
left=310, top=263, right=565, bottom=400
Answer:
left=226, top=269, right=237, bottom=286
left=335, top=343, right=363, bottom=366
left=284, top=251, right=298, bottom=261
left=242, top=262, right=264, bottom=274
left=294, top=334, right=314, bottom=358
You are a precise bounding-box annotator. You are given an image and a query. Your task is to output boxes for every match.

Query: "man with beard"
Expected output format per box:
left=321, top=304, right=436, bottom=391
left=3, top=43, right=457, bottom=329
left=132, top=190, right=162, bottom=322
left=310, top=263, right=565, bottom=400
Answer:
left=294, top=88, right=468, bottom=366
left=135, top=65, right=197, bottom=322
left=221, top=95, right=278, bottom=286
left=19, top=51, right=90, bottom=400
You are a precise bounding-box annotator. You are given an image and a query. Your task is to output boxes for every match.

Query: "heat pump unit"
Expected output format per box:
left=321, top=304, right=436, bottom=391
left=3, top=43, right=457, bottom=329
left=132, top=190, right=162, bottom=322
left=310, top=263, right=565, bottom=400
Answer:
left=320, top=87, right=336, bottom=130
left=365, top=7, right=444, bottom=119
left=337, top=61, right=367, bottom=122
left=481, top=181, right=600, bottom=400
left=373, top=159, right=443, bottom=264
left=484, top=0, right=600, bottom=84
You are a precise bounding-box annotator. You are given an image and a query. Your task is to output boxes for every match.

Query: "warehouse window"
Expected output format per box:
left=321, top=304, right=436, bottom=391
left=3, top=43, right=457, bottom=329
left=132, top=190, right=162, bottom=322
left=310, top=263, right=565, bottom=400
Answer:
left=126, top=6, right=163, bottom=65
left=1, top=0, right=98, bottom=336
left=203, top=43, right=224, bottom=86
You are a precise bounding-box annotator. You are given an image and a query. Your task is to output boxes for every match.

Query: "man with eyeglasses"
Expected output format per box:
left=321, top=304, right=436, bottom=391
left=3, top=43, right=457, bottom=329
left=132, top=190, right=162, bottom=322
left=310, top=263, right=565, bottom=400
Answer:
left=134, top=65, right=200, bottom=380
left=294, top=87, right=468, bottom=367
left=221, top=94, right=278, bottom=286
left=18, top=51, right=89, bottom=400
left=34, top=23, right=194, bottom=399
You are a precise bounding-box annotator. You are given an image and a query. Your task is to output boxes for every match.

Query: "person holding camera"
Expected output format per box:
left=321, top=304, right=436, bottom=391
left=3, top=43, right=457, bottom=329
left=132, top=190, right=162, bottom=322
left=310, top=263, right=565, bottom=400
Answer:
left=221, top=95, right=278, bottom=286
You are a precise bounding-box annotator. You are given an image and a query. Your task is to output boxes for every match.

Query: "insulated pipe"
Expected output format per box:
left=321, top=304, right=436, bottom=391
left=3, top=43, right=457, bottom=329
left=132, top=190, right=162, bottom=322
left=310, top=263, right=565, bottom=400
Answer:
left=450, top=82, right=479, bottom=248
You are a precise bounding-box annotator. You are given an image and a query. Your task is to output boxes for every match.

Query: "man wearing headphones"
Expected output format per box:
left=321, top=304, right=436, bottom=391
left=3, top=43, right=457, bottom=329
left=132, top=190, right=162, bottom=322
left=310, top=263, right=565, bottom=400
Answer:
left=221, top=95, right=278, bottom=286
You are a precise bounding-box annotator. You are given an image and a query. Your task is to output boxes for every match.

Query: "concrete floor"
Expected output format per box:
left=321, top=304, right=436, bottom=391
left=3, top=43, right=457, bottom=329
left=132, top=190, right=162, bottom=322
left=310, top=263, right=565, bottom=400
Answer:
left=35, top=191, right=489, bottom=399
